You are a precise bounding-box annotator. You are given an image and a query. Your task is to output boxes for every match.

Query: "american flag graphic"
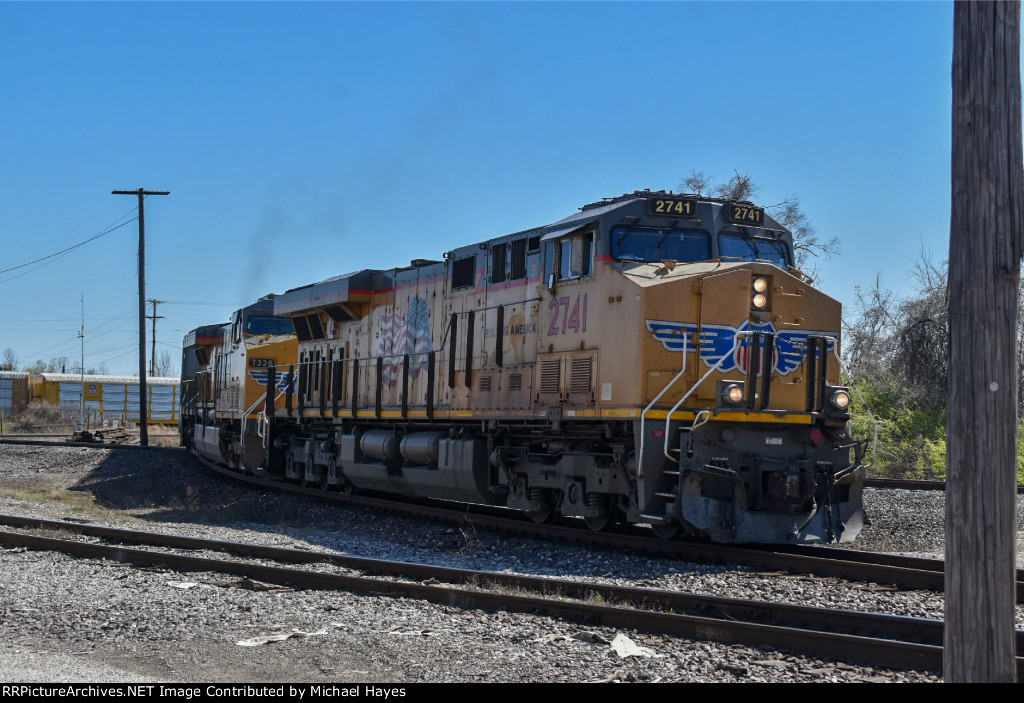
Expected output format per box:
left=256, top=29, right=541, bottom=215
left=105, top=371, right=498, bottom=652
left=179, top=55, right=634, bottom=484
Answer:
left=378, top=296, right=432, bottom=387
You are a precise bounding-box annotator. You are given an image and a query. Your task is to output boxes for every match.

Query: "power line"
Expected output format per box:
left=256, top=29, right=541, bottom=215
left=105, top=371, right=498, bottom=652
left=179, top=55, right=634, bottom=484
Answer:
left=160, top=300, right=247, bottom=306
left=0, top=216, right=138, bottom=276
left=0, top=318, right=137, bottom=323
left=20, top=306, right=137, bottom=360
left=11, top=202, right=134, bottom=265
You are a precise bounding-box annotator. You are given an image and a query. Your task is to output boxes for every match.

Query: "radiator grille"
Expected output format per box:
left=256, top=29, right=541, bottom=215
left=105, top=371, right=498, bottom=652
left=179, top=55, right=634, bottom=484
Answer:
left=569, top=357, right=593, bottom=394
left=539, top=359, right=561, bottom=394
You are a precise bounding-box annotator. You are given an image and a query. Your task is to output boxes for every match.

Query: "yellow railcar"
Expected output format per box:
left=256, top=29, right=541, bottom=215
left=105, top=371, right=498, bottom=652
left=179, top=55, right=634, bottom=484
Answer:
left=33, top=373, right=180, bottom=425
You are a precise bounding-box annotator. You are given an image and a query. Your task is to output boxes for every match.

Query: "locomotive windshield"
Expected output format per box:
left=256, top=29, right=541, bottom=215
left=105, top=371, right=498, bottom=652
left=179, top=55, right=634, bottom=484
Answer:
left=611, top=227, right=710, bottom=263
left=245, top=315, right=294, bottom=336
left=718, top=233, right=791, bottom=269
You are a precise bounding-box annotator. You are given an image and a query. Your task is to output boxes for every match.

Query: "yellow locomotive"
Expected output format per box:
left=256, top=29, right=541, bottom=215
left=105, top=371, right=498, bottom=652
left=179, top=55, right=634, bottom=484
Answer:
left=181, top=190, right=865, bottom=543
left=180, top=295, right=296, bottom=471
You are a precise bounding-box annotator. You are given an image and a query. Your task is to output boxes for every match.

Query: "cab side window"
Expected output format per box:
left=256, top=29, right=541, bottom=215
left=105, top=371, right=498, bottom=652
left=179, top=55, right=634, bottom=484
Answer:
left=553, top=232, right=595, bottom=281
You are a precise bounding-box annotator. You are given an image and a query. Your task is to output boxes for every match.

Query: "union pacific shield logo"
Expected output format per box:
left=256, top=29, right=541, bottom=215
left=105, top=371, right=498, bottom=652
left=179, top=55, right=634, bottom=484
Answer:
left=248, top=368, right=297, bottom=392
left=645, top=319, right=837, bottom=376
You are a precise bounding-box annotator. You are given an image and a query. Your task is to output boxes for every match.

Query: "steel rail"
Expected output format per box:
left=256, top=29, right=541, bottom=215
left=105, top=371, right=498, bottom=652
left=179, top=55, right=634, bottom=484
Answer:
left=189, top=453, right=1024, bottom=600
left=0, top=437, right=164, bottom=450
left=4, top=440, right=1020, bottom=599
left=3, top=522, right=1017, bottom=675
left=865, top=477, right=1024, bottom=494
left=0, top=511, right=971, bottom=650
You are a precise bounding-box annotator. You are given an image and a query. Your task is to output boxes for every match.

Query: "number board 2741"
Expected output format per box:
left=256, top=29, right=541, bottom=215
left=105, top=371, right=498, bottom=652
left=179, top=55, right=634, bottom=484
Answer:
left=648, top=196, right=697, bottom=218
left=723, top=203, right=765, bottom=227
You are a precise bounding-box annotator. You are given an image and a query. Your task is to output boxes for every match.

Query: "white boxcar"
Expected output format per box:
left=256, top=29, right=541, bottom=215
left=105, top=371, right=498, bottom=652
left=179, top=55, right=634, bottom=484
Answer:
left=35, top=373, right=180, bottom=425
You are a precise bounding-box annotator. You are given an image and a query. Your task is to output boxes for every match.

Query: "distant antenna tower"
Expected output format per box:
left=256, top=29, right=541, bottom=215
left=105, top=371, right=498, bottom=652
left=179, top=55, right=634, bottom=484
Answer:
left=147, top=299, right=165, bottom=375
left=79, top=295, right=84, bottom=432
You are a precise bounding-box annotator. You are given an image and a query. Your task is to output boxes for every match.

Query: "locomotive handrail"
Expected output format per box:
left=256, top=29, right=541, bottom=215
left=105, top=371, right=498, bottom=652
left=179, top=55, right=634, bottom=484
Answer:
left=243, top=392, right=266, bottom=419
left=637, top=335, right=689, bottom=479
left=287, top=350, right=440, bottom=420
left=662, top=332, right=751, bottom=464
left=447, top=296, right=542, bottom=315
left=293, top=349, right=432, bottom=365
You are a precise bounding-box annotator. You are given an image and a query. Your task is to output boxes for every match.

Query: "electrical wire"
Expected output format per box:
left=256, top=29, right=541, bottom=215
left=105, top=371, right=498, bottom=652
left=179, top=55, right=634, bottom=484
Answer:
left=0, top=216, right=138, bottom=276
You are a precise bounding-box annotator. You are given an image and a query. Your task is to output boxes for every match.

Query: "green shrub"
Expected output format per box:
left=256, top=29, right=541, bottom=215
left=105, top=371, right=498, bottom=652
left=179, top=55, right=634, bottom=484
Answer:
left=849, top=376, right=1024, bottom=483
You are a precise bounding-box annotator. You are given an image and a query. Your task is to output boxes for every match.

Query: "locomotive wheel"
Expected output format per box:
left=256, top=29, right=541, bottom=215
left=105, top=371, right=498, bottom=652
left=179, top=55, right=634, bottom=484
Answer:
left=584, top=512, right=616, bottom=532
left=319, top=470, right=331, bottom=491
left=583, top=498, right=617, bottom=532
left=528, top=507, right=555, bottom=524
left=651, top=522, right=682, bottom=540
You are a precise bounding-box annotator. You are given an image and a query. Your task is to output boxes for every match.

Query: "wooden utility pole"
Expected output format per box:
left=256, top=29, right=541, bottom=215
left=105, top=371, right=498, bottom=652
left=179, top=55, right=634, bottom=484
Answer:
left=147, top=299, right=165, bottom=376
left=112, top=188, right=170, bottom=447
left=945, top=0, right=1022, bottom=682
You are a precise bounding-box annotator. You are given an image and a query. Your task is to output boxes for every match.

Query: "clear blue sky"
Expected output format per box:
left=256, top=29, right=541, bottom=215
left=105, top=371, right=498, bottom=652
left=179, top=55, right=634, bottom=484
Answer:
left=0, top=1, right=960, bottom=375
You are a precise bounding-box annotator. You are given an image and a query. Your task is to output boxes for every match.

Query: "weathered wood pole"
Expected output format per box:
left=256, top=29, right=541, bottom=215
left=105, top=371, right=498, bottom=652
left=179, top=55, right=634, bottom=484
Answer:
left=945, top=0, right=1023, bottom=683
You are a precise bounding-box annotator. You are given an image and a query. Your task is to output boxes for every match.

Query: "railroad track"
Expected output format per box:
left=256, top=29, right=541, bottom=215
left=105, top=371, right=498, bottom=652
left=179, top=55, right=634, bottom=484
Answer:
left=2, top=513, right=1019, bottom=675
left=864, top=477, right=1024, bottom=494
left=186, top=452, right=1024, bottom=601
left=0, top=436, right=158, bottom=450
left=3, top=438, right=1021, bottom=599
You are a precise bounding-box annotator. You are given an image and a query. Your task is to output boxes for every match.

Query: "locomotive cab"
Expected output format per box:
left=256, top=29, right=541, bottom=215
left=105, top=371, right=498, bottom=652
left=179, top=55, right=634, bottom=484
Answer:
left=530, top=192, right=865, bottom=542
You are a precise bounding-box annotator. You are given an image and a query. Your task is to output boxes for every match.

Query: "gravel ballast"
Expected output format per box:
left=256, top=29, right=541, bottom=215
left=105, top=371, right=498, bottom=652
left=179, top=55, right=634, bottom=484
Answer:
left=1, top=443, right=1019, bottom=683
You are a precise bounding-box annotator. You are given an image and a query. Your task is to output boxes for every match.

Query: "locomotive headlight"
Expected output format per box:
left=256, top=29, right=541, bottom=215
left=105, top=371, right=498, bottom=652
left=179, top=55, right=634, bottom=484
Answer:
left=752, top=276, right=769, bottom=293
left=752, top=293, right=768, bottom=309
left=722, top=383, right=744, bottom=405
left=830, top=389, right=851, bottom=410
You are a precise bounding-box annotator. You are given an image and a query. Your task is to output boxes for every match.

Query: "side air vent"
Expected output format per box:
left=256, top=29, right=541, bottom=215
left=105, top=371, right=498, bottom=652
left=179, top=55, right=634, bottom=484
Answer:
left=508, top=373, right=522, bottom=391
left=539, top=359, right=561, bottom=394
left=479, top=375, right=492, bottom=392
left=569, top=357, right=593, bottom=394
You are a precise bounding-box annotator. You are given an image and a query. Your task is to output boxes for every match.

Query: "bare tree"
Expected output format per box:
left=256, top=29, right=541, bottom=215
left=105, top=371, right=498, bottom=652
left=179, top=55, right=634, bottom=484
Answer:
left=677, top=170, right=839, bottom=277
left=680, top=169, right=713, bottom=196
left=893, top=255, right=949, bottom=405
left=154, top=350, right=175, bottom=377
left=711, top=171, right=759, bottom=202
left=46, top=356, right=70, bottom=374
left=842, top=276, right=900, bottom=383
left=0, top=348, right=18, bottom=371
left=770, top=196, right=839, bottom=273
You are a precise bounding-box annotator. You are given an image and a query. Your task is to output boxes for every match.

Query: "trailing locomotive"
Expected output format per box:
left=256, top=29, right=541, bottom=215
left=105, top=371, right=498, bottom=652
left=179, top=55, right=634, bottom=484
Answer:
left=180, top=190, right=866, bottom=543
left=180, top=295, right=296, bottom=471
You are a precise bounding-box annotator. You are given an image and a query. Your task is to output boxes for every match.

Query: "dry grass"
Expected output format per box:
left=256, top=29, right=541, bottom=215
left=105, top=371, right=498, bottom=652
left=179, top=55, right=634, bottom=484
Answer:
left=5, top=402, right=77, bottom=433
left=0, top=479, right=101, bottom=514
